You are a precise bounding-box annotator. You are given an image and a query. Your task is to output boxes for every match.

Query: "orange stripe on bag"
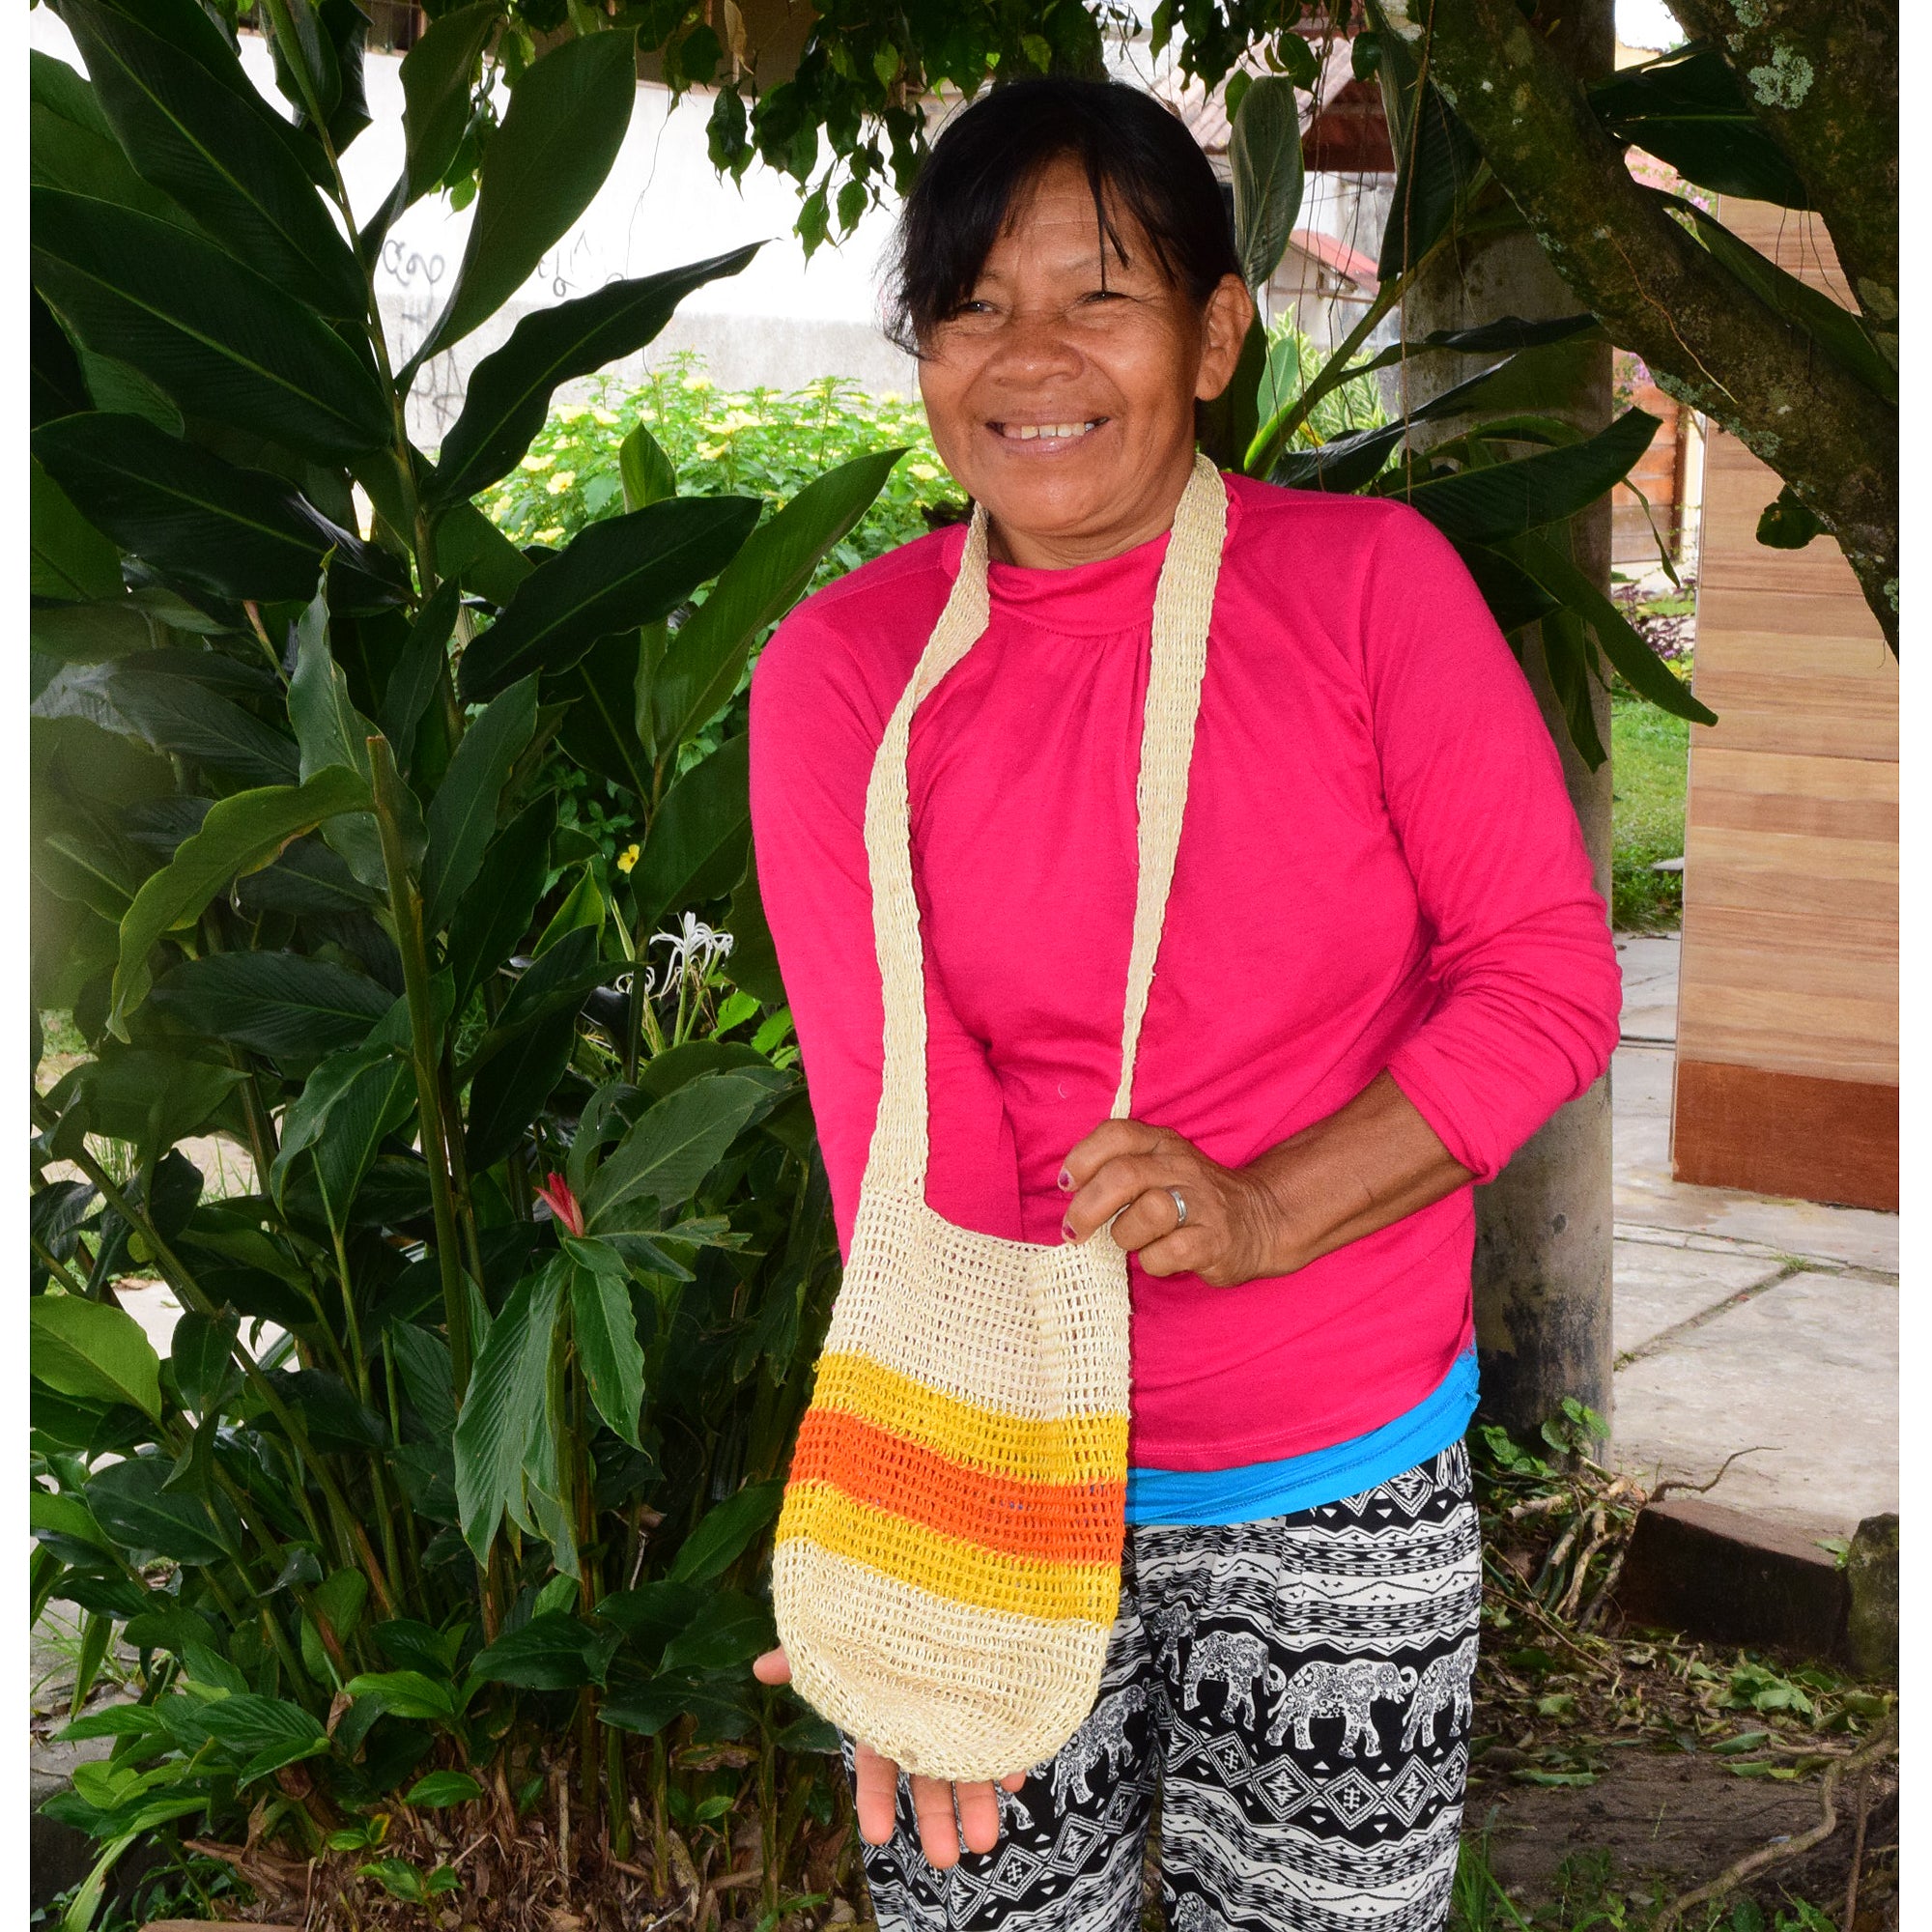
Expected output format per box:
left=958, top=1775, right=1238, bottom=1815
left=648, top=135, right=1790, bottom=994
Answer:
left=787, top=1407, right=1126, bottom=1565
left=776, top=1481, right=1121, bottom=1625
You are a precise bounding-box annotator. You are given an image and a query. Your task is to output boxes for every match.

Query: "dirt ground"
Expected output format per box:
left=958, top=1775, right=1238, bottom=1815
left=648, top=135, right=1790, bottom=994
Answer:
left=1471, top=1747, right=1899, bottom=1919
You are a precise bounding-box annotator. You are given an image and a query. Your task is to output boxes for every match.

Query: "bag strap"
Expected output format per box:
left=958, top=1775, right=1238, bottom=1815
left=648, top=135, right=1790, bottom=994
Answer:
left=863, top=452, right=1227, bottom=1191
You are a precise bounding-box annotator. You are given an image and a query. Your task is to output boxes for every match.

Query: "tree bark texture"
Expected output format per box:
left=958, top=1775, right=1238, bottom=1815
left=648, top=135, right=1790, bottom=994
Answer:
left=1384, top=0, right=1898, bottom=650
left=1662, top=0, right=1898, bottom=369
left=1397, top=0, right=1617, bottom=1435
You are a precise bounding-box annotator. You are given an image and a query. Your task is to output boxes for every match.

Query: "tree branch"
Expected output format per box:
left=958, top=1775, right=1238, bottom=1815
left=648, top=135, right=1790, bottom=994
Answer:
left=1663, top=0, right=1897, bottom=363
left=1393, top=0, right=1897, bottom=648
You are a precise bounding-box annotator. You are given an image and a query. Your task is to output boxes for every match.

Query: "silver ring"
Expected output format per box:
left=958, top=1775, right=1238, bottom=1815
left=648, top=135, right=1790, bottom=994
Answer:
left=1167, top=1187, right=1187, bottom=1228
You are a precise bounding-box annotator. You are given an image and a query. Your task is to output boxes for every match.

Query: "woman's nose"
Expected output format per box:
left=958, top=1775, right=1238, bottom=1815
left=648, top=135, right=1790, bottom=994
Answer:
left=982, top=305, right=1085, bottom=379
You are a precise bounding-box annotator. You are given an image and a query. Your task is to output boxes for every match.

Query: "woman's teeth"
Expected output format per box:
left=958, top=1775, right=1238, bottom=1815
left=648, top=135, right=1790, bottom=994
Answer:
left=999, top=421, right=1099, bottom=441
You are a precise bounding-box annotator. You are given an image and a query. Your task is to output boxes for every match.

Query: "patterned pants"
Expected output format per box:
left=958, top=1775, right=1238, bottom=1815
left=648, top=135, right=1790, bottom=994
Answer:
left=838, top=1444, right=1481, bottom=1932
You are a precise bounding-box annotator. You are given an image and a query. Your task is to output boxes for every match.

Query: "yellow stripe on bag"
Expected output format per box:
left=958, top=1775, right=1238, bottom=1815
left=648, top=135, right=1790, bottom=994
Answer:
left=776, top=1480, right=1121, bottom=1625
left=809, top=1351, right=1128, bottom=1485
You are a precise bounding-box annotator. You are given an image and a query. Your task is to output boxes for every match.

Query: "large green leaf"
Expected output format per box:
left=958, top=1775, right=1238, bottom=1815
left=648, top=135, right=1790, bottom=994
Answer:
left=666, top=1479, right=782, bottom=1584
left=1229, top=74, right=1303, bottom=293
left=1654, top=188, right=1896, bottom=403
left=379, top=583, right=459, bottom=772
left=453, top=1260, right=565, bottom=1559
left=564, top=1236, right=644, bottom=1448
left=31, top=458, right=122, bottom=603
left=32, top=286, right=91, bottom=427
left=434, top=498, right=534, bottom=606
left=724, top=845, right=784, bottom=1007
left=1340, top=313, right=1605, bottom=383
left=58, top=0, right=363, bottom=317
left=197, top=1693, right=330, bottom=1783
left=659, top=1591, right=775, bottom=1673
left=1391, top=408, right=1662, bottom=544
left=287, top=585, right=394, bottom=889
left=109, top=766, right=371, bottom=1035
left=627, top=732, right=751, bottom=939
left=654, top=450, right=904, bottom=750
left=1501, top=530, right=1718, bottom=725
left=149, top=952, right=391, bottom=1060
left=583, top=1071, right=771, bottom=1233
left=429, top=247, right=761, bottom=509
left=33, top=655, right=299, bottom=788
left=410, top=30, right=640, bottom=371
left=30, top=1297, right=162, bottom=1420
left=469, top=1610, right=619, bottom=1690
left=1368, top=0, right=1484, bottom=281
left=1588, top=44, right=1810, bottom=210
left=400, top=3, right=498, bottom=199
left=555, top=632, right=651, bottom=800
left=39, top=1047, right=242, bottom=1165
left=421, top=676, right=538, bottom=933
left=445, top=791, right=556, bottom=1012
left=463, top=1005, right=577, bottom=1172
left=458, top=497, right=760, bottom=703
left=32, top=187, right=392, bottom=461
left=30, top=48, right=198, bottom=230
left=32, top=412, right=404, bottom=609
left=87, top=1455, right=234, bottom=1565
left=268, top=1016, right=409, bottom=1210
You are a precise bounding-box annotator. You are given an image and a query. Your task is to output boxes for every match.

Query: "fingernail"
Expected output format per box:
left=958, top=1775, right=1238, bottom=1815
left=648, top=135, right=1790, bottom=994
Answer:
left=1061, top=1216, right=1076, bottom=1242
left=1057, top=1167, right=1073, bottom=1191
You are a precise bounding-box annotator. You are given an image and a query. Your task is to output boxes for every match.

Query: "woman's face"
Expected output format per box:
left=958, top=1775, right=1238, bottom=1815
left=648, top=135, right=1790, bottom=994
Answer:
left=916, top=155, right=1253, bottom=568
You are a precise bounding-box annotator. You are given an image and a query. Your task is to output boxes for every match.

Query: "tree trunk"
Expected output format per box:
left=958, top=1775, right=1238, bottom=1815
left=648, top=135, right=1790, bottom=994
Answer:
left=1398, top=0, right=1617, bottom=1436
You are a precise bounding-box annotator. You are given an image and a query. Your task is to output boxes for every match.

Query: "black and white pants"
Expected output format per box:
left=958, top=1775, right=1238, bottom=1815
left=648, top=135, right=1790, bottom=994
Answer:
left=839, top=1444, right=1481, bottom=1932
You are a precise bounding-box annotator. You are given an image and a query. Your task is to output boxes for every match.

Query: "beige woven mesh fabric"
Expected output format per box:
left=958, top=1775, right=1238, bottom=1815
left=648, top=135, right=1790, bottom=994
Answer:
left=772, top=454, right=1229, bottom=1780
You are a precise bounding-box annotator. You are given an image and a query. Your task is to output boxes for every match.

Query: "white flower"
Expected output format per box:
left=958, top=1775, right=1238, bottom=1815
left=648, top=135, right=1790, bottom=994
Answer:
left=650, top=911, right=735, bottom=983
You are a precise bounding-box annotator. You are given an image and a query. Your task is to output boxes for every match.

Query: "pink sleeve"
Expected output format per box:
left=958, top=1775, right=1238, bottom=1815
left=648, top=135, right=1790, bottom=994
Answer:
left=1363, top=505, right=1624, bottom=1184
left=748, top=611, right=1025, bottom=1259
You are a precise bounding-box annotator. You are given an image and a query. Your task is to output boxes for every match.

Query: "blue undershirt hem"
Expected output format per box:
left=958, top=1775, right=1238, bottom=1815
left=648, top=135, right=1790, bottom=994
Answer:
left=1123, top=1348, right=1479, bottom=1526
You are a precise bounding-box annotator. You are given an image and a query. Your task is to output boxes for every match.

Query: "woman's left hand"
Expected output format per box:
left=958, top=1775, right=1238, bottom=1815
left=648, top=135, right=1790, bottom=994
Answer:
left=1058, top=1120, right=1292, bottom=1288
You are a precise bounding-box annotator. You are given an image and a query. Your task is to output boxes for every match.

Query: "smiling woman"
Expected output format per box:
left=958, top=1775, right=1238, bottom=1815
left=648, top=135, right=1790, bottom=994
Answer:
left=746, top=75, right=1622, bottom=1932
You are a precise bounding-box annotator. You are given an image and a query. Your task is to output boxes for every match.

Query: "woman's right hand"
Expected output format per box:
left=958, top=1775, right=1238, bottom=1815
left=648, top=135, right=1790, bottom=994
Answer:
left=753, top=1646, right=1027, bottom=1868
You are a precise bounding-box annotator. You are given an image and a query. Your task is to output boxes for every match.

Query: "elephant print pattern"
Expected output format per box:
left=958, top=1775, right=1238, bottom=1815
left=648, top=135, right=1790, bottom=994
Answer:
left=1262, top=1658, right=1418, bottom=1755
left=836, top=1445, right=1481, bottom=1931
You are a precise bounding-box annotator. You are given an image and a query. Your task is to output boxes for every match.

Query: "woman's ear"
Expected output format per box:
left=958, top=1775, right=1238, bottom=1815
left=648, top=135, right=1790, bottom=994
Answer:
left=1194, top=273, right=1259, bottom=403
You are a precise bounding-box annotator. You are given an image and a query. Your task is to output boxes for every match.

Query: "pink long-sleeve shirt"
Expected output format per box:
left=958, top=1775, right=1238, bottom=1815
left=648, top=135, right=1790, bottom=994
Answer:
left=748, top=470, right=1621, bottom=1471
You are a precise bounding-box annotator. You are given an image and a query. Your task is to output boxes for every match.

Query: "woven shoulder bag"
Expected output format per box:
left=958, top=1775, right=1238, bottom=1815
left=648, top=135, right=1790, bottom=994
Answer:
left=771, top=452, right=1228, bottom=1781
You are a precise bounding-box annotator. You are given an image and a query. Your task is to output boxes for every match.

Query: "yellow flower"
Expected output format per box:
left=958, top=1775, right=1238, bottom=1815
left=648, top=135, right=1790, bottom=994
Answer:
left=696, top=441, right=725, bottom=461
left=547, top=470, right=576, bottom=495
left=616, top=843, right=640, bottom=874
left=535, top=526, right=564, bottom=543
left=593, top=408, right=619, bottom=427
left=682, top=374, right=714, bottom=393
left=521, top=451, right=555, bottom=472
left=909, top=463, right=940, bottom=482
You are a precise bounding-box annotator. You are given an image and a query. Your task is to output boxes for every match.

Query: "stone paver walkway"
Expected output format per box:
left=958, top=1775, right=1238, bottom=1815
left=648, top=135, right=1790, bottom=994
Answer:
left=1609, top=932, right=1899, bottom=1538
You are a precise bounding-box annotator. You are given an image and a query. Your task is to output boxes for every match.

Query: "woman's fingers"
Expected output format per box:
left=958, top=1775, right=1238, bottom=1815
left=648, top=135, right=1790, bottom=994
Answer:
left=852, top=1748, right=1018, bottom=1864
left=751, top=1644, right=791, bottom=1685
left=1060, top=1119, right=1164, bottom=1194
left=911, top=1775, right=966, bottom=1867
left=954, top=1778, right=1003, bottom=1855
left=852, top=1743, right=902, bottom=1846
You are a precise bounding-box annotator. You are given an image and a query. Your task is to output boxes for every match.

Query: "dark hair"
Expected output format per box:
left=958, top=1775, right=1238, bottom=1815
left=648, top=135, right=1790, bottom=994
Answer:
left=884, top=77, right=1240, bottom=355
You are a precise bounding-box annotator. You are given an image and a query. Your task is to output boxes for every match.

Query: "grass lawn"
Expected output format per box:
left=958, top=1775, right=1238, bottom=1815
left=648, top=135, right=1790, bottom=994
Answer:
left=1609, top=685, right=1690, bottom=932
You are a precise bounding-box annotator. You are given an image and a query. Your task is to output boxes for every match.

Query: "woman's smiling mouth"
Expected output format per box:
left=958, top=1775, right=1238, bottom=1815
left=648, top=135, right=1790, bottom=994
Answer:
left=989, top=417, right=1107, bottom=443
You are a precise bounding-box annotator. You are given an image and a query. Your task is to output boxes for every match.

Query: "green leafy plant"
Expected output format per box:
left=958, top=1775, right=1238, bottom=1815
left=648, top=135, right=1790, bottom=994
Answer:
left=31, top=5, right=890, bottom=1922
left=1199, top=65, right=1717, bottom=775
